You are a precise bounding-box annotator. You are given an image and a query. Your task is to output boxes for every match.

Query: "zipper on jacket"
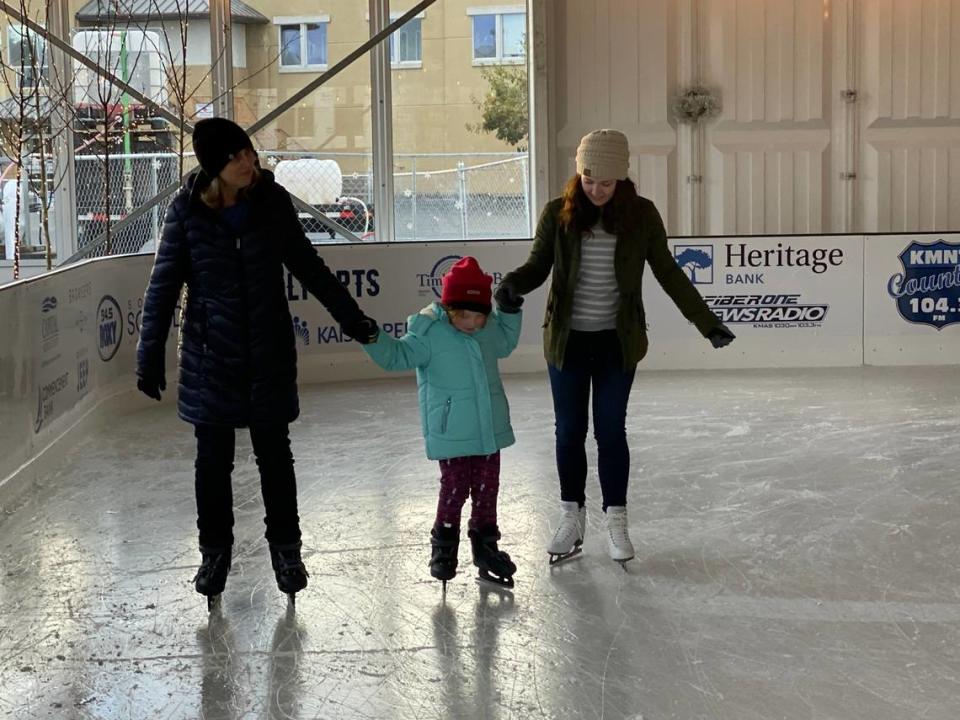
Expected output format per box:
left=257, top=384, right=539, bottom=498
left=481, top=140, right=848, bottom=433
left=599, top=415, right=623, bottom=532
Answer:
left=441, top=397, right=452, bottom=433
left=234, top=235, right=250, bottom=377
left=200, top=300, right=209, bottom=352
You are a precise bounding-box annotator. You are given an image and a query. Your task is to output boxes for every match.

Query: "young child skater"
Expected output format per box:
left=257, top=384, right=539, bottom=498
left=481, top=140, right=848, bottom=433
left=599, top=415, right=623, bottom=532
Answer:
left=362, top=256, right=523, bottom=590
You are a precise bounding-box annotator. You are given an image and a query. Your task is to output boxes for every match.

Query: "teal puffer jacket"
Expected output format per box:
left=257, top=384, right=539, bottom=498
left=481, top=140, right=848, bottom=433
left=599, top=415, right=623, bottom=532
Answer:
left=363, top=302, right=521, bottom=461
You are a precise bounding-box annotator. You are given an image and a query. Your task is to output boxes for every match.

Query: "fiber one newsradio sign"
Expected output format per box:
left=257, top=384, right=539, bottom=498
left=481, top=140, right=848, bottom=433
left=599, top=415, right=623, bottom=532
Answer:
left=673, top=239, right=847, bottom=330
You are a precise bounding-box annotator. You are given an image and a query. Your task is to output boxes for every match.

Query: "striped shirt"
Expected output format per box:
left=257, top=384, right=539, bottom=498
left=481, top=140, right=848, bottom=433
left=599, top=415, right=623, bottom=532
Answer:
left=570, top=229, right=619, bottom=331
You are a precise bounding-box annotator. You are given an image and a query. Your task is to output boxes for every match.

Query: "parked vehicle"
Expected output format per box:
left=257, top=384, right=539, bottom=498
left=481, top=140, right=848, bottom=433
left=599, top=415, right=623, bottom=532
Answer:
left=273, top=158, right=375, bottom=241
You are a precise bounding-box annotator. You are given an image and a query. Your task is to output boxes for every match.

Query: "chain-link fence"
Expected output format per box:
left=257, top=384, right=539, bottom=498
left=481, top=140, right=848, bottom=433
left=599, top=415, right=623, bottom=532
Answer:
left=74, top=152, right=191, bottom=257
left=70, top=150, right=530, bottom=257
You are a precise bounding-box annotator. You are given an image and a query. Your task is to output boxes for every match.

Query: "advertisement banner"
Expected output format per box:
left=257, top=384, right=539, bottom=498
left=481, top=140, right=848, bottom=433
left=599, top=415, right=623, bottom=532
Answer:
left=0, top=254, right=165, bottom=485
left=281, top=242, right=548, bottom=381
left=16, top=231, right=941, bottom=484
left=641, top=236, right=864, bottom=369
left=864, top=233, right=960, bottom=365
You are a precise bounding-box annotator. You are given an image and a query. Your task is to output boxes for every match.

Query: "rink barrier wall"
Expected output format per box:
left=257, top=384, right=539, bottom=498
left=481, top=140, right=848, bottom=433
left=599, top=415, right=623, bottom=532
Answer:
left=2, top=235, right=958, bottom=487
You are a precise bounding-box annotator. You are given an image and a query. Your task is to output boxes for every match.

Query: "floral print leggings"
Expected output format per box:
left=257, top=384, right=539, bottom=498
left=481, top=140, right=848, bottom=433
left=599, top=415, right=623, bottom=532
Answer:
left=435, top=452, right=500, bottom=530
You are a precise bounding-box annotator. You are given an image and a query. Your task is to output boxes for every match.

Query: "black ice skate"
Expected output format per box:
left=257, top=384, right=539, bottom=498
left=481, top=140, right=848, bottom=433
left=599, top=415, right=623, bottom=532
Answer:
left=429, top=524, right=460, bottom=592
left=469, top=525, right=516, bottom=589
left=194, top=546, right=232, bottom=611
left=270, top=541, right=309, bottom=606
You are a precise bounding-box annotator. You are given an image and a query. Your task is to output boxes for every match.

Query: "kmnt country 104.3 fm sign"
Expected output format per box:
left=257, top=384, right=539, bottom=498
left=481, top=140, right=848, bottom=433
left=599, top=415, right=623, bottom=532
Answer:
left=888, top=239, right=960, bottom=330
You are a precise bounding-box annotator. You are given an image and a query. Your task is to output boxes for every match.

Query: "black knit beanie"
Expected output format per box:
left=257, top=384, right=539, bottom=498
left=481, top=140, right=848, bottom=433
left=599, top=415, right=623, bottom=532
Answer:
left=191, top=118, right=255, bottom=179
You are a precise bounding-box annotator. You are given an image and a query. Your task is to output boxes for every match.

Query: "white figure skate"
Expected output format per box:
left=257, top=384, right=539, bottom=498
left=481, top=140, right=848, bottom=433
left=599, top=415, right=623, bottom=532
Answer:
left=547, top=501, right=586, bottom=565
left=605, top=506, right=635, bottom=568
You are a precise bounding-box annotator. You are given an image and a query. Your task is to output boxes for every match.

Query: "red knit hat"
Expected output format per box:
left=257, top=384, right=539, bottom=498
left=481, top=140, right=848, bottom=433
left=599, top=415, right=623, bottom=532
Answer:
left=441, top=256, right=493, bottom=314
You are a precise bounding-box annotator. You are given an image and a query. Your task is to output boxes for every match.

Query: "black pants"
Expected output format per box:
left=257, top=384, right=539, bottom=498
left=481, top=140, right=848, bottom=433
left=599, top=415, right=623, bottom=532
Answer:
left=193, top=423, right=301, bottom=549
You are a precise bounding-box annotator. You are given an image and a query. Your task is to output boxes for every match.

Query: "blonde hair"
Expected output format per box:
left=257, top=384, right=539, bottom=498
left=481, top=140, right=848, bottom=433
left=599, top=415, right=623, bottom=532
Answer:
left=445, top=306, right=489, bottom=321
left=200, top=166, right=261, bottom=210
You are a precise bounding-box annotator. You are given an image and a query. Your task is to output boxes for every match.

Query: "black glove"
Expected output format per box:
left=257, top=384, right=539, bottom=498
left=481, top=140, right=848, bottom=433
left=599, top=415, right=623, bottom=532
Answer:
left=494, top=280, right=524, bottom=313
left=342, top=315, right=379, bottom=344
left=707, top=324, right=736, bottom=349
left=137, top=373, right=166, bottom=401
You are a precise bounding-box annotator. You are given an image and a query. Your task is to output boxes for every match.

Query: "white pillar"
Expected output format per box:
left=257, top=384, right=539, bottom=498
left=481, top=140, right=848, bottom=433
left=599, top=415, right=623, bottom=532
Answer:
left=48, top=0, right=77, bottom=261
left=368, top=0, right=395, bottom=243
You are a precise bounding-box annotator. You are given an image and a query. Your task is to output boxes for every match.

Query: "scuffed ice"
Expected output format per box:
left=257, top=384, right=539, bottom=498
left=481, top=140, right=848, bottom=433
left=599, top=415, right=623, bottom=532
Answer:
left=2, top=367, right=960, bottom=719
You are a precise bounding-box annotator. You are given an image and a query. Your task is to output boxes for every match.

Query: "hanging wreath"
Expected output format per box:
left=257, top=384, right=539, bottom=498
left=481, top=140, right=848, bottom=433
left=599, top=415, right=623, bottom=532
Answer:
left=672, top=85, right=722, bottom=123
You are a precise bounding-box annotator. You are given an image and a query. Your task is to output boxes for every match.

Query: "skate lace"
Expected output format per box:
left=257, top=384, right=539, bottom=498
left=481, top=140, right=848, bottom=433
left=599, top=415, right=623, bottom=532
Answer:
left=607, top=516, right=631, bottom=548
left=554, top=512, right=581, bottom=543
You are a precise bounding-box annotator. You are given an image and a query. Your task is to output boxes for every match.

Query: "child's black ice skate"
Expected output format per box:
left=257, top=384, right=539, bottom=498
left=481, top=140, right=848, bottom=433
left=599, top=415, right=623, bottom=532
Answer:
left=429, top=524, right=460, bottom=592
left=469, top=525, right=516, bottom=589
left=194, top=546, right=231, bottom=611
left=270, top=541, right=309, bottom=607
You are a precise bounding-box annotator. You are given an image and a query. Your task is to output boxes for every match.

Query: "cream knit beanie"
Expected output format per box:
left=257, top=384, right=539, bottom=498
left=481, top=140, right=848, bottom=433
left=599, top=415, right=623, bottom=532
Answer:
left=575, top=129, right=630, bottom=180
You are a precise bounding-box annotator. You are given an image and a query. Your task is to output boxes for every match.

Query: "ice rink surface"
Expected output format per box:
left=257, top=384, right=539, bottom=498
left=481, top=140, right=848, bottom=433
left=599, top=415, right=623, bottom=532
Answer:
left=2, top=366, right=960, bottom=719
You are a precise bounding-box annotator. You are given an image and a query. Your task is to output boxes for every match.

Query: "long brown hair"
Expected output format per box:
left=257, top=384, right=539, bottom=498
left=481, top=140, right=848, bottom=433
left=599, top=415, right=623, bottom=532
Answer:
left=558, top=174, right=639, bottom=236
left=199, top=164, right=262, bottom=210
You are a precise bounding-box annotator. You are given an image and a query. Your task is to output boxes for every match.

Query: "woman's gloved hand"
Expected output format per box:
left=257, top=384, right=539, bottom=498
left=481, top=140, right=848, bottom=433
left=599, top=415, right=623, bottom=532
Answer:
left=342, top=315, right=380, bottom=344
left=707, top=324, right=736, bottom=349
left=494, top=280, right=524, bottom=313
left=137, top=373, right=166, bottom=401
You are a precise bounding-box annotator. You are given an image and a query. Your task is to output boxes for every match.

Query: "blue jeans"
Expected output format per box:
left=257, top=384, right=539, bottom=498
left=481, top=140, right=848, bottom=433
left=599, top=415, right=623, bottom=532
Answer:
left=548, top=330, right=636, bottom=510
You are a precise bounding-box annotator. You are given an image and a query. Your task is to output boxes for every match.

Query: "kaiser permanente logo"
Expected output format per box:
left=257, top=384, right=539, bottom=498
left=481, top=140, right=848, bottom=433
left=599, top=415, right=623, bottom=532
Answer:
left=888, top=239, right=960, bottom=330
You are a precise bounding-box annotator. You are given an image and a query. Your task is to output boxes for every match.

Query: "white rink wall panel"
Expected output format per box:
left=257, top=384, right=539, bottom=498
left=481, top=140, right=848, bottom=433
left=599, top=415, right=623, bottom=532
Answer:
left=702, top=0, right=832, bottom=236
left=705, top=0, right=826, bottom=124
left=863, top=0, right=959, bottom=122
left=284, top=243, right=550, bottom=381
left=644, top=235, right=864, bottom=370
left=543, top=0, right=960, bottom=235
left=0, top=255, right=176, bottom=488
left=551, top=0, right=678, bottom=229
left=861, top=0, right=960, bottom=231
left=6, top=235, right=960, bottom=483
left=861, top=136, right=960, bottom=232
left=712, top=145, right=827, bottom=235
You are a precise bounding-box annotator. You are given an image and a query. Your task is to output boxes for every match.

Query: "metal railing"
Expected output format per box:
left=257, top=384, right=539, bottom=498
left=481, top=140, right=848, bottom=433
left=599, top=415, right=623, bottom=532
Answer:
left=68, top=150, right=530, bottom=257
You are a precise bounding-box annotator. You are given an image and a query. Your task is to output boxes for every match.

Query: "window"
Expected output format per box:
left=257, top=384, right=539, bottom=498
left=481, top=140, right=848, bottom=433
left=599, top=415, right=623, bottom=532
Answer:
left=468, top=8, right=525, bottom=64
left=275, top=17, right=329, bottom=70
left=7, top=25, right=48, bottom=89
left=367, top=12, right=424, bottom=68
left=389, top=18, right=422, bottom=66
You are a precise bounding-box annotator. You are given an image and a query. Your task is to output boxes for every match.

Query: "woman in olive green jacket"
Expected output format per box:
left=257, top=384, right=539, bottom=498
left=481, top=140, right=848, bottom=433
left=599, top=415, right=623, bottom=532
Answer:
left=496, top=129, right=734, bottom=567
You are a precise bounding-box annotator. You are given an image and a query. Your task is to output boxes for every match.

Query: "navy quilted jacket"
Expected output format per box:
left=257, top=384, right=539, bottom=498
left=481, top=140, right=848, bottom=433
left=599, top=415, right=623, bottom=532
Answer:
left=136, top=170, right=365, bottom=427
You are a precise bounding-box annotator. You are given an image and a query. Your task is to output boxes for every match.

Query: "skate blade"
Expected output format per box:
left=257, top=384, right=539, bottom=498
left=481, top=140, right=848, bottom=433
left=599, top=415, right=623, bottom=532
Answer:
left=477, top=570, right=515, bottom=589
left=613, top=556, right=634, bottom=571
left=206, top=594, right=220, bottom=612
left=548, top=546, right=583, bottom=566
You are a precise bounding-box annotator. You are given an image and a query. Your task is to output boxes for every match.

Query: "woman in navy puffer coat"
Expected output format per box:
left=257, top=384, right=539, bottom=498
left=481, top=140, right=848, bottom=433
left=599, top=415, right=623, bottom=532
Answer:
left=136, top=118, right=378, bottom=608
